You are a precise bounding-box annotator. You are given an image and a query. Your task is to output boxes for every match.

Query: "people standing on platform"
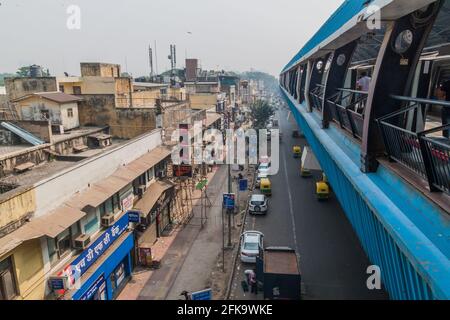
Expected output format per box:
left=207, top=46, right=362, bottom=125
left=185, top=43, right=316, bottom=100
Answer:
left=356, top=71, right=372, bottom=114
left=356, top=71, right=371, bottom=92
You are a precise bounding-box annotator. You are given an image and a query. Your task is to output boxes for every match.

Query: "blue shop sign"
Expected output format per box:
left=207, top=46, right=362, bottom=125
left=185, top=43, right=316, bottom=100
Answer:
left=79, top=274, right=106, bottom=300
left=49, top=277, right=68, bottom=291
left=191, top=288, right=212, bottom=301
left=128, top=210, right=141, bottom=223
left=63, top=213, right=130, bottom=283
left=223, top=193, right=235, bottom=210
left=239, top=179, right=248, bottom=191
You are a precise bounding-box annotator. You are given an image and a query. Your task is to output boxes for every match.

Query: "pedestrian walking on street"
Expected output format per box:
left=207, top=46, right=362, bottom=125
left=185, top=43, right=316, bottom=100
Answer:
left=249, top=269, right=258, bottom=295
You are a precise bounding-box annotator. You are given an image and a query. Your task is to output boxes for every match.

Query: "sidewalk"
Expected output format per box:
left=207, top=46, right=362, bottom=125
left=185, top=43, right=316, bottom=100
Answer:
left=117, top=165, right=228, bottom=300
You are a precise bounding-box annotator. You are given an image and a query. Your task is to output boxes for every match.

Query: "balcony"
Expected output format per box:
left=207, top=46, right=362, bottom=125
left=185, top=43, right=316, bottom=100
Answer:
left=377, top=95, right=450, bottom=196
left=326, top=88, right=367, bottom=140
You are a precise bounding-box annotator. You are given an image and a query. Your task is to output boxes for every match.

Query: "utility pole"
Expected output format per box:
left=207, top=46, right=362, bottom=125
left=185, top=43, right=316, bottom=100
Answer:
left=227, top=111, right=232, bottom=248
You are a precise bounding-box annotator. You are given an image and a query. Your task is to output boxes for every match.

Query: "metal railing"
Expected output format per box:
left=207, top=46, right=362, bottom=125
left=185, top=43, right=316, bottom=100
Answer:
left=326, top=88, right=368, bottom=140
left=309, top=84, right=325, bottom=112
left=377, top=95, right=450, bottom=195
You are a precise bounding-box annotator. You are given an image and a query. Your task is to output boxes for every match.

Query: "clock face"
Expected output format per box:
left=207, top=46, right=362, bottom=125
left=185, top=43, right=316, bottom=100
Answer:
left=394, top=30, right=413, bottom=54
left=337, top=54, right=346, bottom=66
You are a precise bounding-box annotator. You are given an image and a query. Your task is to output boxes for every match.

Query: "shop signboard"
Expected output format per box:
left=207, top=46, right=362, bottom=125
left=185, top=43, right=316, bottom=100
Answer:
left=239, top=179, right=248, bottom=191
left=79, top=274, right=106, bottom=300
left=128, top=210, right=141, bottom=223
left=223, top=193, right=235, bottom=210
left=191, top=288, right=212, bottom=301
left=173, top=165, right=193, bottom=178
left=49, top=276, right=69, bottom=291
left=57, top=213, right=130, bottom=288
left=121, top=193, right=134, bottom=212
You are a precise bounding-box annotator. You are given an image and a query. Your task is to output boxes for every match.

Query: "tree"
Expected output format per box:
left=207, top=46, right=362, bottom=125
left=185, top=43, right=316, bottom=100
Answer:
left=16, top=66, right=30, bottom=77
left=250, top=100, right=275, bottom=130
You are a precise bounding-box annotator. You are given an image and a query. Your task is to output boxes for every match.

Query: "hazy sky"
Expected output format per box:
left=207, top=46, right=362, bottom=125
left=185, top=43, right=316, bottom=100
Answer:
left=0, top=0, right=343, bottom=77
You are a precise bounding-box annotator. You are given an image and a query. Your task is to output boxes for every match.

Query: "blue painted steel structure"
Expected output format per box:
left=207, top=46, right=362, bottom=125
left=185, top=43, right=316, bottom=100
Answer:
left=280, top=0, right=450, bottom=300
left=282, top=0, right=372, bottom=72
left=282, top=90, right=450, bottom=300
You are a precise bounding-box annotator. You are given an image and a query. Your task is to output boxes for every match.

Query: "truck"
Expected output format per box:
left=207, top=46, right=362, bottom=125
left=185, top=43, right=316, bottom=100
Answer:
left=256, top=247, right=302, bottom=300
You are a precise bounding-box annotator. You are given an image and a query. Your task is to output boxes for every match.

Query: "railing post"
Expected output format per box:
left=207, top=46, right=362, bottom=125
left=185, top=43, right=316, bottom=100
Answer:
left=418, top=132, right=440, bottom=192
left=322, top=41, right=358, bottom=129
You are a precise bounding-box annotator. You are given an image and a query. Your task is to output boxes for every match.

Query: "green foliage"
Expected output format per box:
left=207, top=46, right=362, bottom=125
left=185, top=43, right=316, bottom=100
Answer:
left=250, top=100, right=275, bottom=129
left=0, top=73, right=15, bottom=86
left=16, top=66, right=30, bottom=77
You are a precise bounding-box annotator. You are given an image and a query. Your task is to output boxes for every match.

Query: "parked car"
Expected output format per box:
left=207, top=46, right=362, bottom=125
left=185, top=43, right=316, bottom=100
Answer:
left=240, top=231, right=264, bottom=263
left=258, top=162, right=271, bottom=175
left=249, top=194, right=268, bottom=215
left=255, top=172, right=268, bottom=188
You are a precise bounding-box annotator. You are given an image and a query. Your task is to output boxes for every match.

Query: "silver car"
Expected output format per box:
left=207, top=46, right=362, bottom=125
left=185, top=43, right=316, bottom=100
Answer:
left=248, top=194, right=268, bottom=215
left=240, top=231, right=264, bottom=263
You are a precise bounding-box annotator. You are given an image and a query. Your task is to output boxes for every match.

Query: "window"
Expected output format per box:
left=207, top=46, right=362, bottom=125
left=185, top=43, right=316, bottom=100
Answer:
left=99, top=193, right=121, bottom=217
left=57, top=229, right=72, bottom=258
left=40, top=110, right=50, bottom=120
left=73, top=86, right=82, bottom=95
left=0, top=257, right=18, bottom=300
left=85, top=213, right=99, bottom=235
left=59, top=85, right=65, bottom=93
left=67, top=108, right=74, bottom=118
left=47, top=237, right=58, bottom=265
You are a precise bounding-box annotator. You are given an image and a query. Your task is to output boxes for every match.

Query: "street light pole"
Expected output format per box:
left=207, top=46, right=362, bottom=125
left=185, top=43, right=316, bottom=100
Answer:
left=227, top=161, right=232, bottom=248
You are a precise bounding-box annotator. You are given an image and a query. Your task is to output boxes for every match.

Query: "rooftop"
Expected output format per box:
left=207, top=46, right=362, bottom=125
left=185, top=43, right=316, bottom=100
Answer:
left=12, top=91, right=82, bottom=104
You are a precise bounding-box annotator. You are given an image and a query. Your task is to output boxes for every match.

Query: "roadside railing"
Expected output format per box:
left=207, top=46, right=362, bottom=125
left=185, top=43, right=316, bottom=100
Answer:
left=377, top=95, right=450, bottom=195
left=326, top=88, right=368, bottom=140
left=309, top=84, right=326, bottom=112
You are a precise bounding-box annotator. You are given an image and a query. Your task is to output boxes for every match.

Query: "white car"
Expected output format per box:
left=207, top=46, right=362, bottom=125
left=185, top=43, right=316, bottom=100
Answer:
left=258, top=162, right=271, bottom=175
left=249, top=194, right=268, bottom=215
left=240, top=231, right=264, bottom=263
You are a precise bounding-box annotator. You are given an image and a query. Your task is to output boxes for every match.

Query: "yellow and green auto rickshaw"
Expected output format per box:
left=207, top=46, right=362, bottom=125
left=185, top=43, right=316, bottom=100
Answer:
left=260, top=178, right=272, bottom=196
left=293, top=146, right=301, bottom=158
left=316, top=180, right=330, bottom=200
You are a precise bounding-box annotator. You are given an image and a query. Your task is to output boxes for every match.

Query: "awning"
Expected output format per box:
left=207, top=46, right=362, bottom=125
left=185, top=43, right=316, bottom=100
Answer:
left=94, top=175, right=130, bottom=200
left=134, top=180, right=175, bottom=217
left=204, top=113, right=222, bottom=128
left=114, top=146, right=172, bottom=182
left=65, top=186, right=112, bottom=211
left=0, top=224, right=44, bottom=257
left=301, top=147, right=322, bottom=171
left=0, top=205, right=87, bottom=256
left=30, top=206, right=86, bottom=238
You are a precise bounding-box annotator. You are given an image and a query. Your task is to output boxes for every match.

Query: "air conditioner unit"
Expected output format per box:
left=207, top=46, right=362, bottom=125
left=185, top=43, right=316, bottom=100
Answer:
left=137, top=185, right=146, bottom=197
left=101, top=214, right=115, bottom=227
left=73, top=234, right=91, bottom=250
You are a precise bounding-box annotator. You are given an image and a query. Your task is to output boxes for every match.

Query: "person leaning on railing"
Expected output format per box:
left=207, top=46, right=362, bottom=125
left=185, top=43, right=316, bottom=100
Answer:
left=438, top=79, right=450, bottom=138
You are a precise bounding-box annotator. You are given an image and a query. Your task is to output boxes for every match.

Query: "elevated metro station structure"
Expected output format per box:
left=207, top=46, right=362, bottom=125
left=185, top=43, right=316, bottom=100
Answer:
left=280, top=0, right=450, bottom=300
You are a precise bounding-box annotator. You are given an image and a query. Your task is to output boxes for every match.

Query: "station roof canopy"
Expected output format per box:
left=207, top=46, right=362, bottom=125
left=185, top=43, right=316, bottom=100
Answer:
left=282, top=0, right=448, bottom=73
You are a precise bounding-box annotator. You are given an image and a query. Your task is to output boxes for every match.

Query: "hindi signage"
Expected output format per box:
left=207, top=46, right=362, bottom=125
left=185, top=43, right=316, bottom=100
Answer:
left=55, top=213, right=130, bottom=288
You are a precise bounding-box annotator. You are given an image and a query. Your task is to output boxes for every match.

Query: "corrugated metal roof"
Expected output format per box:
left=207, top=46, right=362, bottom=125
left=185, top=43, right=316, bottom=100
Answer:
left=31, top=206, right=86, bottom=238
left=134, top=180, right=175, bottom=215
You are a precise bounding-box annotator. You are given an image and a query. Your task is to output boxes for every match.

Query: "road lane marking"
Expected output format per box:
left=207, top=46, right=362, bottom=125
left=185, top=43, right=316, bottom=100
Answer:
left=282, top=116, right=300, bottom=265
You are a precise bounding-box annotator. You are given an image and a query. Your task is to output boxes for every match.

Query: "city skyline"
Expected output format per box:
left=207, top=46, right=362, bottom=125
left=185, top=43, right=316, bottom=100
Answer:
left=0, top=0, right=342, bottom=77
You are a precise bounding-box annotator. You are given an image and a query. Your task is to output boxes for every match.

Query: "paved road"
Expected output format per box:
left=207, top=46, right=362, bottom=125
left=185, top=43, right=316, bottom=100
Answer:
left=230, top=105, right=389, bottom=300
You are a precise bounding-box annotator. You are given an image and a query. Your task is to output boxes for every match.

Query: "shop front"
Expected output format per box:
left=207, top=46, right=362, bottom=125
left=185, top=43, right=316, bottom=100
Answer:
left=50, top=213, right=134, bottom=300
left=134, top=180, right=175, bottom=245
